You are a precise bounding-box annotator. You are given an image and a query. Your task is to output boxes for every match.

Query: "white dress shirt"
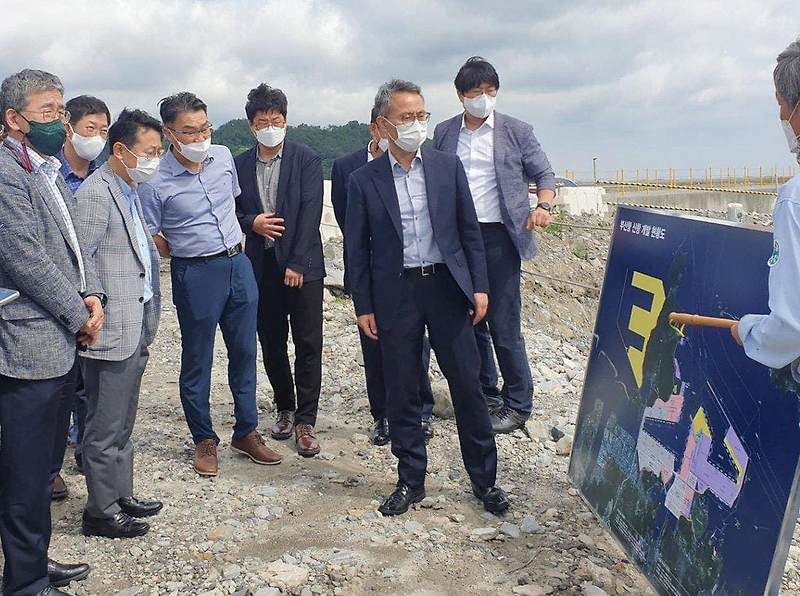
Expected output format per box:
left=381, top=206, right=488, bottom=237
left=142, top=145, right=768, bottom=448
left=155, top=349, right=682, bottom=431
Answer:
left=457, top=111, right=502, bottom=223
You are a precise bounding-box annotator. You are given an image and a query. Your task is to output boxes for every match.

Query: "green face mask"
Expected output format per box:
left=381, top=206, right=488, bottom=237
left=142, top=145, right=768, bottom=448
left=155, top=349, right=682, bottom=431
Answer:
left=22, top=116, right=66, bottom=156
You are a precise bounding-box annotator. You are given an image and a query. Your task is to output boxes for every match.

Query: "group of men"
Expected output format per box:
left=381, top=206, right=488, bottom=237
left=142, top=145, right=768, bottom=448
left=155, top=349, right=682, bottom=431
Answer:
left=0, top=56, right=557, bottom=595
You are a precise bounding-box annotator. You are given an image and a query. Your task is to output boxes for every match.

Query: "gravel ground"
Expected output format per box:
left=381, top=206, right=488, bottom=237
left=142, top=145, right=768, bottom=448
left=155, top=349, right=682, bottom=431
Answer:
left=33, top=209, right=800, bottom=595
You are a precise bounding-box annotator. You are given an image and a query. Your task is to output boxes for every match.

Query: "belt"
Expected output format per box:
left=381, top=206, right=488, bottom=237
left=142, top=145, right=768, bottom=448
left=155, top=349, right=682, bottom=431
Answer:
left=403, top=263, right=443, bottom=277
left=177, top=243, right=243, bottom=261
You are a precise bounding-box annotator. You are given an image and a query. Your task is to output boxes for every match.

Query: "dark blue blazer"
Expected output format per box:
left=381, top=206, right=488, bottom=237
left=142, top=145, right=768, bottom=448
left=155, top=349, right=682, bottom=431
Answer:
left=331, top=146, right=369, bottom=291
left=344, top=148, right=489, bottom=330
left=234, top=140, right=325, bottom=283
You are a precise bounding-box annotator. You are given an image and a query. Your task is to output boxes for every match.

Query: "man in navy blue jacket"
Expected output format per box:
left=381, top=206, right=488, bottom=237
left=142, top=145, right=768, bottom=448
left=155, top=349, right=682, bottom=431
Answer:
left=331, top=105, right=435, bottom=446
left=234, top=84, right=324, bottom=458
left=345, top=80, right=508, bottom=516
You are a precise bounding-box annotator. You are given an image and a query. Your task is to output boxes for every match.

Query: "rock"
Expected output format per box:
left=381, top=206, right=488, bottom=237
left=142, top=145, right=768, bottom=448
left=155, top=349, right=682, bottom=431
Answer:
left=470, top=527, right=498, bottom=541
left=207, top=526, right=235, bottom=541
left=223, top=564, right=241, bottom=580
left=350, top=433, right=371, bottom=446
left=499, top=522, right=521, bottom=539
left=512, top=585, right=553, bottom=595
left=550, top=426, right=565, bottom=441
left=419, top=496, right=437, bottom=509
left=254, top=589, right=281, bottom=596
left=264, top=561, right=310, bottom=589
left=524, top=419, right=550, bottom=441
left=431, top=380, right=454, bottom=419
left=353, top=398, right=370, bottom=412
left=116, top=588, right=143, bottom=596
left=257, top=485, right=278, bottom=498
left=520, top=515, right=544, bottom=534
left=555, top=435, right=573, bottom=456
left=255, top=505, right=271, bottom=519
left=582, top=584, right=610, bottom=596
left=404, top=520, right=425, bottom=533
left=128, top=545, right=144, bottom=558
left=577, top=533, right=595, bottom=548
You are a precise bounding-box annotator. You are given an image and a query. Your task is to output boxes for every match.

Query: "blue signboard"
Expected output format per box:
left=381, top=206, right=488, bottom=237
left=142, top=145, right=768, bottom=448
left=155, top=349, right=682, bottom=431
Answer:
left=569, top=206, right=800, bottom=596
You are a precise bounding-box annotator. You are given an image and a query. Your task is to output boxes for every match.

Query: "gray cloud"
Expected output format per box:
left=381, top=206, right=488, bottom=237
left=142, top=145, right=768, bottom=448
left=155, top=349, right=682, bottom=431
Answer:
left=0, top=0, right=797, bottom=178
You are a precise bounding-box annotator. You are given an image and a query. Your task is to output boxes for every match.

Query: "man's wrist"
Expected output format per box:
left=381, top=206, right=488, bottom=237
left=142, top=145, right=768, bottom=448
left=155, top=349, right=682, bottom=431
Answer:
left=85, top=293, right=107, bottom=308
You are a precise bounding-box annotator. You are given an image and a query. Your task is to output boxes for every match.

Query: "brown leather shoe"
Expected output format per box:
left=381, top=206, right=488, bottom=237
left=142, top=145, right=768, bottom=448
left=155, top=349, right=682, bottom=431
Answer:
left=270, top=410, right=294, bottom=440
left=51, top=473, right=68, bottom=501
left=194, top=439, right=218, bottom=477
left=231, top=431, right=282, bottom=465
left=295, top=424, right=321, bottom=457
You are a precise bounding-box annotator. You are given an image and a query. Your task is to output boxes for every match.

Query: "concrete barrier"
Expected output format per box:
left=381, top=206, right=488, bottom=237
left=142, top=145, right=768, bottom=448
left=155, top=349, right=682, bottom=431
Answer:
left=321, top=180, right=342, bottom=241
left=556, top=186, right=609, bottom=216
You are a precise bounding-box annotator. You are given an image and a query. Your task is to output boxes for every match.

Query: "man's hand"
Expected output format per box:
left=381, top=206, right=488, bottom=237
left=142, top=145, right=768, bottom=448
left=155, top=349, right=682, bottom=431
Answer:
left=78, top=295, right=104, bottom=347
left=284, top=267, right=304, bottom=288
left=469, top=292, right=488, bottom=326
left=731, top=322, right=743, bottom=346
left=357, top=313, right=379, bottom=340
left=153, top=234, right=171, bottom=258
left=527, top=207, right=551, bottom=230
left=253, top=213, right=285, bottom=240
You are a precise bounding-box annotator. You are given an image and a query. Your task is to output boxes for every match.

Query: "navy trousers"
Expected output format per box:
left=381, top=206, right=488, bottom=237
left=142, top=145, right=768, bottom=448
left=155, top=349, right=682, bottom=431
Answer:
left=171, top=252, right=259, bottom=444
left=379, top=269, right=497, bottom=491
left=358, top=329, right=434, bottom=421
left=475, top=223, right=534, bottom=415
left=0, top=359, right=75, bottom=596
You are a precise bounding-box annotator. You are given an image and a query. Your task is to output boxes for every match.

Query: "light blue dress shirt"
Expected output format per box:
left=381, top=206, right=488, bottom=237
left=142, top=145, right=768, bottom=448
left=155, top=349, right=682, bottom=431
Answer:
left=114, top=174, right=153, bottom=303
left=387, top=149, right=443, bottom=268
left=139, top=144, right=243, bottom=258
left=740, top=173, right=800, bottom=380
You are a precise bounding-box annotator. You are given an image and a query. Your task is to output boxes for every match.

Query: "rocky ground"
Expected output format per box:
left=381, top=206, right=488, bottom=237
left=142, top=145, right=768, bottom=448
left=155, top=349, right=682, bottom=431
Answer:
left=40, top=208, right=800, bottom=595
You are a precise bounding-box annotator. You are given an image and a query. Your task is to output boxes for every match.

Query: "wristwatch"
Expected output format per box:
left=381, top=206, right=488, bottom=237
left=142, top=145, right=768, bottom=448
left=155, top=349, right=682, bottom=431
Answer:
left=535, top=202, right=552, bottom=212
left=87, top=293, right=107, bottom=308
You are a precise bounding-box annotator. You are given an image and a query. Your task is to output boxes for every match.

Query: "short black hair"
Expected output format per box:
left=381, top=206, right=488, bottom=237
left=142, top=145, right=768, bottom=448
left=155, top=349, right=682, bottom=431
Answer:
left=370, top=105, right=380, bottom=124
left=66, top=95, right=110, bottom=127
left=454, top=56, right=500, bottom=95
left=245, top=84, right=288, bottom=122
left=158, top=92, right=207, bottom=126
left=108, top=108, right=163, bottom=151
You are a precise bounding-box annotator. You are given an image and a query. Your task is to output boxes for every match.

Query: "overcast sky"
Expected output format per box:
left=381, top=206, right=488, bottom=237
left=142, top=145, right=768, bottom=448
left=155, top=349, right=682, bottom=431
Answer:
left=2, top=0, right=797, bottom=178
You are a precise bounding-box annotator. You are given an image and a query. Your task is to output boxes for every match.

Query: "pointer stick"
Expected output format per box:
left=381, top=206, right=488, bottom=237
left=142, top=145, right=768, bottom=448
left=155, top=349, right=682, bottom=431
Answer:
left=668, top=312, right=737, bottom=329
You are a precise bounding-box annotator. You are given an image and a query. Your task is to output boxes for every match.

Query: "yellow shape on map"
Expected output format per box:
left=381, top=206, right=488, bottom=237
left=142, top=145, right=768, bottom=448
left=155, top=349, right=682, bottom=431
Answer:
left=626, top=272, right=666, bottom=388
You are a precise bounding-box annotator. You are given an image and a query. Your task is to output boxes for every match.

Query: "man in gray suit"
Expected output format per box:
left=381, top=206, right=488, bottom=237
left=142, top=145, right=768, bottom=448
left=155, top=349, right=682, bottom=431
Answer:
left=0, top=69, right=101, bottom=596
left=75, top=109, right=164, bottom=541
left=434, top=57, right=556, bottom=434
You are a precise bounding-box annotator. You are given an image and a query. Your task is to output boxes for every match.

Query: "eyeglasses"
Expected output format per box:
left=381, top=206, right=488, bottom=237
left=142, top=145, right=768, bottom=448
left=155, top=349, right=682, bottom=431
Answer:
left=391, top=111, right=431, bottom=126
left=21, top=108, right=71, bottom=124
left=169, top=124, right=213, bottom=140
left=123, top=144, right=164, bottom=160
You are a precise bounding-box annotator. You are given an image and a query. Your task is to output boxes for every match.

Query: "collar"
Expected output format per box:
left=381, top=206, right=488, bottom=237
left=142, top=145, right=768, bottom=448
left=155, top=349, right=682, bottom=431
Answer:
left=387, top=146, right=423, bottom=171
left=256, top=144, right=283, bottom=164
left=112, top=171, right=137, bottom=200
left=57, top=148, right=98, bottom=180
left=162, top=145, right=214, bottom=176
left=6, top=136, right=60, bottom=174
left=460, top=110, right=495, bottom=132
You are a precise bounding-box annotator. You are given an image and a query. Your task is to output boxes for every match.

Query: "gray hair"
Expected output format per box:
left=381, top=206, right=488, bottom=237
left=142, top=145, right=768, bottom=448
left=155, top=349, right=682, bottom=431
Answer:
left=0, top=69, right=64, bottom=126
left=775, top=37, right=800, bottom=108
left=373, top=79, right=423, bottom=118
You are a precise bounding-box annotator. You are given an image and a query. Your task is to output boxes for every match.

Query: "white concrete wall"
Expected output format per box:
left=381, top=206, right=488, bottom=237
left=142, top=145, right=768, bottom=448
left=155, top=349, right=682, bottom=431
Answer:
left=320, top=180, right=342, bottom=241
left=557, top=186, right=608, bottom=216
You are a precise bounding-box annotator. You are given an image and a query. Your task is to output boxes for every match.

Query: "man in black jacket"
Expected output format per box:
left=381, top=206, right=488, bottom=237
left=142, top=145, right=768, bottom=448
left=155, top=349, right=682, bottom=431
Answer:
left=234, top=84, right=324, bottom=457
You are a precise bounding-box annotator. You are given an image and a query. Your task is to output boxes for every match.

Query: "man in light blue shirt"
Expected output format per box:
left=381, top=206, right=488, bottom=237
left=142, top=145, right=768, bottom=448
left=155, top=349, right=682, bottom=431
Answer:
left=388, top=149, right=444, bottom=266
left=139, top=92, right=281, bottom=477
left=733, top=38, right=800, bottom=378
left=75, top=108, right=164, bottom=540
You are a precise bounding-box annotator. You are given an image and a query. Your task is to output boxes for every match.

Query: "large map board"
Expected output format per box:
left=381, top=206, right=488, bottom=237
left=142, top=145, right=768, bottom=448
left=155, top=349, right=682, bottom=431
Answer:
left=569, top=206, right=800, bottom=595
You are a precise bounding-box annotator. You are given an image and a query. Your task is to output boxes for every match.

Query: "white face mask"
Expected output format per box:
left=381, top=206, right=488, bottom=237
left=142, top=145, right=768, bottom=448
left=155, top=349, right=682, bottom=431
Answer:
left=377, top=137, right=390, bottom=152
left=70, top=126, right=106, bottom=161
left=387, top=118, right=428, bottom=153
left=463, top=93, right=496, bottom=119
left=255, top=125, right=286, bottom=149
left=123, top=145, right=160, bottom=184
left=781, top=100, right=800, bottom=159
left=174, top=136, right=211, bottom=163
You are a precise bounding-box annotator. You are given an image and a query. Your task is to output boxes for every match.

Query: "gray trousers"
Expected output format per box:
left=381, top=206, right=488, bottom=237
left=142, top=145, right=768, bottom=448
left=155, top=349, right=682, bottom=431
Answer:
left=80, top=337, right=149, bottom=518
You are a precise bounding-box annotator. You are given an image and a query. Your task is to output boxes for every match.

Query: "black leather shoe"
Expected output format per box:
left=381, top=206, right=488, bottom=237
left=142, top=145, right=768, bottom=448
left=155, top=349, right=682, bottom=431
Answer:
left=38, top=587, right=71, bottom=595
left=119, top=496, right=163, bottom=518
left=489, top=406, right=528, bottom=434
left=372, top=418, right=390, bottom=446
left=82, top=510, right=149, bottom=538
left=472, top=483, right=511, bottom=514
left=421, top=417, right=434, bottom=442
left=74, top=451, right=84, bottom=475
left=48, top=559, right=91, bottom=587
left=378, top=483, right=425, bottom=516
